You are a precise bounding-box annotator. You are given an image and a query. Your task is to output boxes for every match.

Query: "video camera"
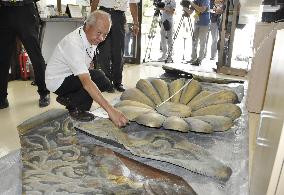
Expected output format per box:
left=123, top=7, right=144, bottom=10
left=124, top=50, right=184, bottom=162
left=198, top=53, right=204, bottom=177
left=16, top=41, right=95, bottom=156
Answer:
left=180, top=0, right=191, bottom=9
left=153, top=0, right=165, bottom=9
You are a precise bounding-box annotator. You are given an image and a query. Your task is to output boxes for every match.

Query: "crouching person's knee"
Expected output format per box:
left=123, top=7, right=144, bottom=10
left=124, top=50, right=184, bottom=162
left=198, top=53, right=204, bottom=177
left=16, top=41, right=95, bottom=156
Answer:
left=90, top=69, right=112, bottom=92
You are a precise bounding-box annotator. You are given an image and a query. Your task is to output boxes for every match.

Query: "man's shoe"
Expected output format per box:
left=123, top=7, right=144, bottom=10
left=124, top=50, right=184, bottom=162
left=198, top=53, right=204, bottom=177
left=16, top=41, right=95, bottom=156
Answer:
left=69, top=109, right=95, bottom=122
left=210, top=57, right=216, bottom=60
left=165, top=56, right=173, bottom=63
left=0, top=98, right=9, bottom=109
left=56, top=96, right=70, bottom=107
left=191, top=59, right=201, bottom=66
left=158, top=55, right=166, bottom=61
left=39, top=94, right=50, bottom=107
left=186, top=59, right=196, bottom=64
left=114, top=84, right=125, bottom=92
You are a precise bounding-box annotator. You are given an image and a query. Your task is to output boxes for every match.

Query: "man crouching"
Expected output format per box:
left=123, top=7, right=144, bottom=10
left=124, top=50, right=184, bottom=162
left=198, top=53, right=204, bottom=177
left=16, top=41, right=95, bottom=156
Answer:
left=45, top=10, right=128, bottom=127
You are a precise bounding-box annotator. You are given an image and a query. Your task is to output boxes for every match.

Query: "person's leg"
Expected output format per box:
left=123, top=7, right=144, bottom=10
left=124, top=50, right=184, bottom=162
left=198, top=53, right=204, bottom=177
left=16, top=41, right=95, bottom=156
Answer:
left=210, top=22, right=219, bottom=59
left=0, top=6, right=16, bottom=108
left=56, top=70, right=112, bottom=112
left=110, top=12, right=126, bottom=89
left=191, top=24, right=199, bottom=61
left=89, top=69, right=112, bottom=92
left=166, top=20, right=174, bottom=59
left=14, top=4, right=50, bottom=107
left=159, top=25, right=167, bottom=60
left=55, top=75, right=92, bottom=111
left=55, top=71, right=111, bottom=121
left=198, top=25, right=210, bottom=61
left=97, top=31, right=112, bottom=82
left=55, top=75, right=94, bottom=121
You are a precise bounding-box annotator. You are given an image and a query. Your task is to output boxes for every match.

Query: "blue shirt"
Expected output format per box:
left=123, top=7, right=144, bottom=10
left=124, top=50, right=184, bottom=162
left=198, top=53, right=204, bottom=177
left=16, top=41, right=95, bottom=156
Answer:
left=194, top=0, right=210, bottom=26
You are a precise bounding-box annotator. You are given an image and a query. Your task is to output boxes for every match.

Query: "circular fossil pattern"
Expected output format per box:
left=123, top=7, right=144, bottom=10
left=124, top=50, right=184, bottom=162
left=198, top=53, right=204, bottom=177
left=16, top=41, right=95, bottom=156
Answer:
left=156, top=102, right=192, bottom=118
left=118, top=78, right=242, bottom=133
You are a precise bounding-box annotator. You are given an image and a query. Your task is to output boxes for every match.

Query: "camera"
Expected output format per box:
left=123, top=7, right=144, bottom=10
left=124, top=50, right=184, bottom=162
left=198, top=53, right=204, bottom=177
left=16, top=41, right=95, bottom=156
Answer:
left=180, top=0, right=191, bottom=8
left=153, top=0, right=165, bottom=9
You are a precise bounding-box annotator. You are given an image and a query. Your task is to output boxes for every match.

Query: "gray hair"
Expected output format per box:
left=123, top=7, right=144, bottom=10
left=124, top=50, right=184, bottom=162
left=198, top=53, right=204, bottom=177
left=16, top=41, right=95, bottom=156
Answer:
left=85, top=10, right=112, bottom=27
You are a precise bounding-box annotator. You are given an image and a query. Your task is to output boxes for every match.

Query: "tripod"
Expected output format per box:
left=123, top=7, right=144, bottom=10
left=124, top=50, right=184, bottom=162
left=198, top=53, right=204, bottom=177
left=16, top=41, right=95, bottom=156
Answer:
left=165, top=14, right=194, bottom=63
left=142, top=9, right=161, bottom=63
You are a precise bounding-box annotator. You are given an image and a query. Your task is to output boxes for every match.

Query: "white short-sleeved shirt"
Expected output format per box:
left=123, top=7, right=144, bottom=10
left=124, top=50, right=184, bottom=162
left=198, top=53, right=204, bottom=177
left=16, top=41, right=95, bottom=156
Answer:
left=99, top=0, right=140, bottom=12
left=45, top=27, right=97, bottom=92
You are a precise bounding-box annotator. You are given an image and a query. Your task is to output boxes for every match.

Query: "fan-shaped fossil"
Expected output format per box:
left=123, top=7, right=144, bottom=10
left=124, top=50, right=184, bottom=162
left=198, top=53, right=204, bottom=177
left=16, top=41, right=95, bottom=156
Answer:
left=114, top=100, right=154, bottom=110
left=156, top=102, right=192, bottom=118
left=135, top=112, right=166, bottom=128
left=136, top=79, right=162, bottom=105
left=115, top=106, right=154, bottom=121
left=116, top=78, right=242, bottom=133
left=163, top=116, right=190, bottom=132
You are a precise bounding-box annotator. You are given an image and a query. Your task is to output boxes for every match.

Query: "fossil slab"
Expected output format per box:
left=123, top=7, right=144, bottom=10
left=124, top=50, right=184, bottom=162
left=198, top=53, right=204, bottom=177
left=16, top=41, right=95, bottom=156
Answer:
left=122, top=130, right=232, bottom=182
left=192, top=115, right=233, bottom=132
left=156, top=102, right=192, bottom=118
left=114, top=100, right=154, bottom=110
left=76, top=118, right=232, bottom=182
left=190, top=90, right=239, bottom=111
left=187, top=90, right=212, bottom=107
left=116, top=78, right=242, bottom=133
left=168, top=79, right=184, bottom=103
left=75, top=80, right=248, bottom=194
left=134, top=112, right=166, bottom=128
left=192, top=103, right=242, bottom=121
left=180, top=79, right=202, bottom=105
left=163, top=116, right=190, bottom=132
left=136, top=79, right=162, bottom=105
left=116, top=106, right=155, bottom=121
left=151, top=79, right=170, bottom=102
left=184, top=117, right=214, bottom=134
left=121, top=88, right=156, bottom=108
left=19, top=110, right=197, bottom=194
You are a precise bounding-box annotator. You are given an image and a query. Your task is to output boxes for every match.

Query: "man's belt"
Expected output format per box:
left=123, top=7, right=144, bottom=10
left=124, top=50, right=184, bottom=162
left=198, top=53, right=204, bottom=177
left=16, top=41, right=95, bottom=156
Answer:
left=99, top=6, right=124, bottom=14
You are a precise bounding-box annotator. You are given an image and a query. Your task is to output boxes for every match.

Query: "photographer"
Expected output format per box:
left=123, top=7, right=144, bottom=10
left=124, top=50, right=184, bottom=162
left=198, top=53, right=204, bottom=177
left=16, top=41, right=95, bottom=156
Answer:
left=157, top=0, right=176, bottom=61
left=183, top=0, right=210, bottom=66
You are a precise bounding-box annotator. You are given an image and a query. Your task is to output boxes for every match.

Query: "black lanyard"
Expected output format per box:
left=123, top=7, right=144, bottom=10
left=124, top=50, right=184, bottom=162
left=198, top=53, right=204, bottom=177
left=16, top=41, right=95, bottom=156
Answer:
left=78, top=27, right=99, bottom=64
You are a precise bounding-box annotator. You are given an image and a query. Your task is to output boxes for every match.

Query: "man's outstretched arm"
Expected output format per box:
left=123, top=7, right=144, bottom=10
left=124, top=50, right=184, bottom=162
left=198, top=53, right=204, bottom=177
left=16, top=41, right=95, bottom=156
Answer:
left=78, top=73, right=128, bottom=127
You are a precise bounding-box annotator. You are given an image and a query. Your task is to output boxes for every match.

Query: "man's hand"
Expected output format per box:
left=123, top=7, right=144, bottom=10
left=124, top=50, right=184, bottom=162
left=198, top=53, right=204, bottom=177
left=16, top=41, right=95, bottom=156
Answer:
left=78, top=73, right=128, bottom=127
left=108, top=107, right=129, bottom=128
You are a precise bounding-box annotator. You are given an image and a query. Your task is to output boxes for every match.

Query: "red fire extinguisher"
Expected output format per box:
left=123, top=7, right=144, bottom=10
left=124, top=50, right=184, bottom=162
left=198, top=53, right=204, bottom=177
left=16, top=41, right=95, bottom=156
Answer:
left=19, top=47, right=30, bottom=80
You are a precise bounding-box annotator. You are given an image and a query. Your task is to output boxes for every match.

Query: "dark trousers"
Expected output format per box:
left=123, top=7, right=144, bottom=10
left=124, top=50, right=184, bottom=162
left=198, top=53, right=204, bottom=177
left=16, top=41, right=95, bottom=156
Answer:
left=98, top=7, right=126, bottom=86
left=0, top=3, right=49, bottom=100
left=55, top=69, right=111, bottom=111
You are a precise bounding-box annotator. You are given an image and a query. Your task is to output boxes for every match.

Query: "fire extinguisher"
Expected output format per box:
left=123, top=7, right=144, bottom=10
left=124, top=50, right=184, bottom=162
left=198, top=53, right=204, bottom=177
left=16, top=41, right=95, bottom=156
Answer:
left=19, top=46, right=30, bottom=80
